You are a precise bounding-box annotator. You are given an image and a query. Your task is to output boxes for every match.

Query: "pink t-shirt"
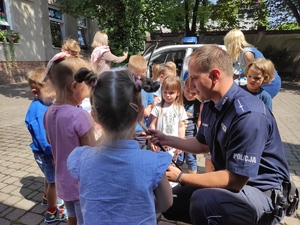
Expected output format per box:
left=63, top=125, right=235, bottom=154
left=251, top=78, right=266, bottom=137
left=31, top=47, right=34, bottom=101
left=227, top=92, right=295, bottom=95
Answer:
left=44, top=105, right=94, bottom=201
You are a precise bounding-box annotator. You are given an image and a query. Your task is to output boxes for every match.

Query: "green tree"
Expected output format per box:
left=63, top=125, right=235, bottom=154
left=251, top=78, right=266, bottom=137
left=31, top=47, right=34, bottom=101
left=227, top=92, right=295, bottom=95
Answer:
left=57, top=0, right=168, bottom=55
left=266, top=0, right=300, bottom=29
left=209, top=0, right=269, bottom=30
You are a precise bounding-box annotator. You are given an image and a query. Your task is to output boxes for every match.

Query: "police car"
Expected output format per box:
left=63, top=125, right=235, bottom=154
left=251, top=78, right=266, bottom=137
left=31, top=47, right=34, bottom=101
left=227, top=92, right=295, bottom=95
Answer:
left=114, top=37, right=244, bottom=85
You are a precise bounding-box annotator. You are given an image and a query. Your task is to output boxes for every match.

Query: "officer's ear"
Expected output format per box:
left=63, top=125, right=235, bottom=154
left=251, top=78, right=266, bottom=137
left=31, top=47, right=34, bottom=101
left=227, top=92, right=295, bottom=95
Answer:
left=210, top=68, right=221, bottom=84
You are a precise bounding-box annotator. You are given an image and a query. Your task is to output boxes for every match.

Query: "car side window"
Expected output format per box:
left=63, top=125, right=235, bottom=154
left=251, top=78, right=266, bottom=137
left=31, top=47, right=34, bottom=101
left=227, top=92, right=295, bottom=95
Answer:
left=149, top=50, right=186, bottom=77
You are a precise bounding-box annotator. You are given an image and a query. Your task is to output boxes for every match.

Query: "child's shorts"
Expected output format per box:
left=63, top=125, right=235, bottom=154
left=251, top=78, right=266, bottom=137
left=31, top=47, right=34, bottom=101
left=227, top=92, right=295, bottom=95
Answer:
left=64, top=200, right=83, bottom=224
left=33, top=152, right=55, bottom=183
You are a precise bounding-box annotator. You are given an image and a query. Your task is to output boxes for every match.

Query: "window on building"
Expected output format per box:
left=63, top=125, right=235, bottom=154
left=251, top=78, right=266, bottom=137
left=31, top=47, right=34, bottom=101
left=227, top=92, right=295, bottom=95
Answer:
left=0, top=0, right=9, bottom=29
left=77, top=16, right=87, bottom=49
left=49, top=6, right=64, bottom=48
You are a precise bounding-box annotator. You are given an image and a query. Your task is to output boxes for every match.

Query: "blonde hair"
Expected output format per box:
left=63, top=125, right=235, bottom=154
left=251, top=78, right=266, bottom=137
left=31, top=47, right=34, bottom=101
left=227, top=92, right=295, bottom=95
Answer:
left=184, top=76, right=192, bottom=89
left=27, top=67, right=47, bottom=90
left=155, top=65, right=176, bottom=82
left=128, top=55, right=147, bottom=77
left=91, top=31, right=108, bottom=48
left=61, top=39, right=81, bottom=57
left=161, top=76, right=183, bottom=107
left=224, top=29, right=253, bottom=62
left=165, top=61, right=177, bottom=75
left=151, top=64, right=162, bottom=80
left=48, top=42, right=91, bottom=99
left=245, top=58, right=275, bottom=84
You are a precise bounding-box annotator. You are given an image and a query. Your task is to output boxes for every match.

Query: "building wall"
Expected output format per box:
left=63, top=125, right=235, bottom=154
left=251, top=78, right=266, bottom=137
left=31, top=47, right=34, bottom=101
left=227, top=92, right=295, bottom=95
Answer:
left=0, top=0, right=99, bottom=84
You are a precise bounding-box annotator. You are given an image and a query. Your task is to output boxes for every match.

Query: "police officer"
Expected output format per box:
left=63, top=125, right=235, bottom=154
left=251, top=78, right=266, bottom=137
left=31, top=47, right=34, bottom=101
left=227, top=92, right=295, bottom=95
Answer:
left=149, top=44, right=290, bottom=224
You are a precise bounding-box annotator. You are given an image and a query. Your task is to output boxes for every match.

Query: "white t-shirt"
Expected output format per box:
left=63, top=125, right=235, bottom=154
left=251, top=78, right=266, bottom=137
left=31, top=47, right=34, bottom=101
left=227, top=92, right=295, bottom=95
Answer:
left=151, top=102, right=188, bottom=156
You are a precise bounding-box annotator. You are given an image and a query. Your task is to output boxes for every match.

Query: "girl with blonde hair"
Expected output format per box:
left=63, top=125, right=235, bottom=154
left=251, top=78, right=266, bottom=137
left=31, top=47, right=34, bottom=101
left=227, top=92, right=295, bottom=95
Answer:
left=91, top=31, right=128, bottom=74
left=224, top=29, right=281, bottom=98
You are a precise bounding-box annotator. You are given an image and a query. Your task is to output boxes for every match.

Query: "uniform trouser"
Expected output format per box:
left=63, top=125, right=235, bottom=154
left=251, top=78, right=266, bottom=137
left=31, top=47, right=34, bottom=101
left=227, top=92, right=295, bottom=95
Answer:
left=162, top=185, right=282, bottom=225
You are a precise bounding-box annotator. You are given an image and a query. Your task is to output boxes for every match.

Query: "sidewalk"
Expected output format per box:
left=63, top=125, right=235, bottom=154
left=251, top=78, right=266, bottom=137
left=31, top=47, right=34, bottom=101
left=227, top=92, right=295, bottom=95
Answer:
left=0, top=80, right=299, bottom=225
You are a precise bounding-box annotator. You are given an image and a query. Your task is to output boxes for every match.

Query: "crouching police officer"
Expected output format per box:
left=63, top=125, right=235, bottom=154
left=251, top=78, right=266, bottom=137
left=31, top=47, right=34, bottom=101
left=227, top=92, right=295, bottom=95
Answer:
left=149, top=45, right=298, bottom=224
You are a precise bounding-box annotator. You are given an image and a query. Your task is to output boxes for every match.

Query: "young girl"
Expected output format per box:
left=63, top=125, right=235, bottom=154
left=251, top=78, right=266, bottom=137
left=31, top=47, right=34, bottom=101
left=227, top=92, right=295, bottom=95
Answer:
left=43, top=42, right=96, bottom=225
left=91, top=31, right=128, bottom=74
left=149, top=75, right=188, bottom=160
left=242, top=58, right=274, bottom=112
left=67, top=69, right=173, bottom=225
left=152, top=65, right=176, bottom=106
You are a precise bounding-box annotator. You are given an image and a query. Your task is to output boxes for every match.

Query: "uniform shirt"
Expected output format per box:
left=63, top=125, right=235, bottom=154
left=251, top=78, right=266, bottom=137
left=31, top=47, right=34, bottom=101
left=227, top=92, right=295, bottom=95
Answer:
left=241, top=85, right=272, bottom=112
left=196, top=82, right=289, bottom=191
left=44, top=105, right=94, bottom=201
left=183, top=96, right=201, bottom=138
left=67, top=140, right=172, bottom=225
left=25, top=99, right=52, bottom=155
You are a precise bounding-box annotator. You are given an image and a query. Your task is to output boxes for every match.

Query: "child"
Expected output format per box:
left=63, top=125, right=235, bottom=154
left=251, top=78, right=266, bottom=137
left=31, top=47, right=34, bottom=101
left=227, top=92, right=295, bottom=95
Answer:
left=165, top=61, right=177, bottom=76
left=176, top=76, right=201, bottom=174
left=25, top=67, right=66, bottom=223
left=152, top=64, right=176, bottom=106
left=241, top=58, right=274, bottom=111
left=91, top=31, right=128, bottom=75
left=149, top=75, right=188, bottom=160
left=128, top=55, right=160, bottom=149
left=43, top=43, right=96, bottom=225
left=151, top=63, right=161, bottom=80
left=67, top=69, right=173, bottom=224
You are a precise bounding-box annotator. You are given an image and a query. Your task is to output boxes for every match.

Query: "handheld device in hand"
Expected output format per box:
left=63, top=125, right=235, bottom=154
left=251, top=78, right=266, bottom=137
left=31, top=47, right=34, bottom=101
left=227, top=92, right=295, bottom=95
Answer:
left=124, top=47, right=129, bottom=53
left=138, top=122, right=182, bottom=171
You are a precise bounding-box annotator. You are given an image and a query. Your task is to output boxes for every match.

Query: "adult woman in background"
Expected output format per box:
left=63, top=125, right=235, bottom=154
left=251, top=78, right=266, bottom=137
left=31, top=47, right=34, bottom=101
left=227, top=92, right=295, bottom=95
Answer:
left=224, top=29, right=281, bottom=98
left=90, top=31, right=128, bottom=75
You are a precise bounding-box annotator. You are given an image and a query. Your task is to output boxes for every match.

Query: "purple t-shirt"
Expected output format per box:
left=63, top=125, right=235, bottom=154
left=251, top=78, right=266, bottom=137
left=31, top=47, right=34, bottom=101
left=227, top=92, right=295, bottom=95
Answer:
left=44, top=104, right=94, bottom=201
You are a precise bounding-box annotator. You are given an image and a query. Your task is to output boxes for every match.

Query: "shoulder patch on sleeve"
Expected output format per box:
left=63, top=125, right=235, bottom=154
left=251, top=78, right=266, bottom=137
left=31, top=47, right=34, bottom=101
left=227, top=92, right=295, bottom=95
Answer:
left=234, top=97, right=250, bottom=115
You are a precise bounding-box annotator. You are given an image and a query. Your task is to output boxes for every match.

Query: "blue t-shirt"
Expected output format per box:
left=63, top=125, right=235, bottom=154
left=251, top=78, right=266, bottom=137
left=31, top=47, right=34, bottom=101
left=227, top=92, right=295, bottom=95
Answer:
left=241, top=85, right=272, bottom=112
left=67, top=140, right=172, bottom=225
left=25, top=99, right=52, bottom=155
left=196, top=83, right=289, bottom=191
left=135, top=90, right=154, bottom=132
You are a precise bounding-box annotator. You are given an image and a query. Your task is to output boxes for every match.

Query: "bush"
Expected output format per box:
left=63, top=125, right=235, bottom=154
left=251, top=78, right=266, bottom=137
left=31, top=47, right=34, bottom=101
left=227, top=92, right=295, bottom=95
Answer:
left=0, top=30, right=20, bottom=43
left=262, top=45, right=293, bottom=72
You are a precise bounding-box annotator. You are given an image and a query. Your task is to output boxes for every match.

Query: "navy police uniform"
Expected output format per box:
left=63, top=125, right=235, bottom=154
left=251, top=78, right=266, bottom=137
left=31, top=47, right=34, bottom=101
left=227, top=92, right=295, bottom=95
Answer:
left=163, top=83, right=290, bottom=225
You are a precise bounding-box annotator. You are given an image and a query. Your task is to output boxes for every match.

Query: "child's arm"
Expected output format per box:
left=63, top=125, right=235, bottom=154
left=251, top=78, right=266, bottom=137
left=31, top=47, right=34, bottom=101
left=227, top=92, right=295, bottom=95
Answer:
left=80, top=127, right=97, bottom=147
left=175, top=120, right=186, bottom=155
left=197, top=103, right=204, bottom=128
left=149, top=116, right=159, bottom=152
left=153, top=173, right=173, bottom=213
left=144, top=103, right=152, bottom=117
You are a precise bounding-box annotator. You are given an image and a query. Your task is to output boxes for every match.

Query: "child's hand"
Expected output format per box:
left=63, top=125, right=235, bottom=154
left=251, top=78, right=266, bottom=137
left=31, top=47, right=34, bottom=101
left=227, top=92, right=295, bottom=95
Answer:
left=174, top=149, right=182, bottom=155
left=144, top=106, right=151, bottom=117
left=151, top=143, right=159, bottom=152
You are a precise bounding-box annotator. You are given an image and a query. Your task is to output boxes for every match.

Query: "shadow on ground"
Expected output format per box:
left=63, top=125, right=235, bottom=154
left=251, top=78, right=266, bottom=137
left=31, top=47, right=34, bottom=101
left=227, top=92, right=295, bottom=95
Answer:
left=0, top=82, right=32, bottom=100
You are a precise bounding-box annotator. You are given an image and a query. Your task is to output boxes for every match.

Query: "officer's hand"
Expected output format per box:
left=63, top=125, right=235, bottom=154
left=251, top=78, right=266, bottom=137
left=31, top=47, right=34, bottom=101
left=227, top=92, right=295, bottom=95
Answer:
left=166, top=165, right=181, bottom=182
left=147, top=129, right=167, bottom=146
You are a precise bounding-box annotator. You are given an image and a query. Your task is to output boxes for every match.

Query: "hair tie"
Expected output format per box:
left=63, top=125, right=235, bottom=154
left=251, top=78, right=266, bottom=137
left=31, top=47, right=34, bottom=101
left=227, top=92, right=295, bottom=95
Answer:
left=42, top=52, right=72, bottom=82
left=131, top=74, right=142, bottom=89
left=84, top=79, right=97, bottom=88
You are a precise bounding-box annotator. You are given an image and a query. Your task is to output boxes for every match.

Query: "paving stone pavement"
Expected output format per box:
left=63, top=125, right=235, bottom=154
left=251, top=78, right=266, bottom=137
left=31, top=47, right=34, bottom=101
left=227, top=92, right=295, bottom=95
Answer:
left=0, top=80, right=299, bottom=225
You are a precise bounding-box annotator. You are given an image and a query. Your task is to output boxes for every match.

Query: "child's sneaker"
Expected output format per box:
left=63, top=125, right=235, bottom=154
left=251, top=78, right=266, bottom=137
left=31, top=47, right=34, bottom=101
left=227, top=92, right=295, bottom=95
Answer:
left=44, top=208, right=67, bottom=223
left=41, top=196, right=48, bottom=206
left=41, top=197, right=64, bottom=207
